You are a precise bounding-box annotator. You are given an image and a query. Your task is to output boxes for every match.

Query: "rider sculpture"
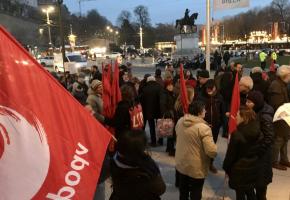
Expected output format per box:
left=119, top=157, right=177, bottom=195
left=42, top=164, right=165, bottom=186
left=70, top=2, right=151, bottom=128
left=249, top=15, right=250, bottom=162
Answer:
left=176, top=9, right=198, bottom=33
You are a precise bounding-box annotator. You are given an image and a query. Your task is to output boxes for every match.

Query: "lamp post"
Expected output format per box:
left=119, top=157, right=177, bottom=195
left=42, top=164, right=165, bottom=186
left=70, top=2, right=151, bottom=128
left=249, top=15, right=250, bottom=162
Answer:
left=206, top=0, right=211, bottom=72
left=42, top=6, right=54, bottom=47
left=139, top=26, right=143, bottom=50
left=57, top=0, right=66, bottom=73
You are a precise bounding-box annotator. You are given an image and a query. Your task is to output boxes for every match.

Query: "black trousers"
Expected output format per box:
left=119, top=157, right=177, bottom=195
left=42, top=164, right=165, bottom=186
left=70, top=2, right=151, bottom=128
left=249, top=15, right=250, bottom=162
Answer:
left=235, top=188, right=257, bottom=200
left=178, top=172, right=205, bottom=200
left=255, top=186, right=267, bottom=200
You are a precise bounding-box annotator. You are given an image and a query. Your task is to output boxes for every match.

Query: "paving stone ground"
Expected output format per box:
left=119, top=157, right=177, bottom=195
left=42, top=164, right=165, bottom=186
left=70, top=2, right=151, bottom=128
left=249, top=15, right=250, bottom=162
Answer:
left=103, top=133, right=290, bottom=200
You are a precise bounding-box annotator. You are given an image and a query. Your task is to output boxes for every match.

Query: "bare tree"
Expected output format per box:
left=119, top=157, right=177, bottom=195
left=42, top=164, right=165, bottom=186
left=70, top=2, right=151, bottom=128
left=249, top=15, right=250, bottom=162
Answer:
left=133, top=5, right=150, bottom=27
left=271, top=0, right=289, bottom=21
left=117, top=10, right=132, bottom=27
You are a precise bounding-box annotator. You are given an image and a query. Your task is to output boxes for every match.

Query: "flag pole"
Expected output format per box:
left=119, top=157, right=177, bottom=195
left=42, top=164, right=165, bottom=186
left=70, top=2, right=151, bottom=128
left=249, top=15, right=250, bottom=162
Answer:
left=206, top=0, right=211, bottom=72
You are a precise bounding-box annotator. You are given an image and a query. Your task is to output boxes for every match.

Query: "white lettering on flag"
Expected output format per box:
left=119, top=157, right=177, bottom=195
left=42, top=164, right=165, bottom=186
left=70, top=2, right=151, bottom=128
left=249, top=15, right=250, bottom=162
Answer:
left=214, top=0, right=250, bottom=11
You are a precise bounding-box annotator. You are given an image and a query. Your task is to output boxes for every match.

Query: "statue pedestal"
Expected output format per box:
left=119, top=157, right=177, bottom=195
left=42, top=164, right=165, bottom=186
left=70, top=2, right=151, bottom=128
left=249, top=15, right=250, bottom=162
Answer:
left=173, top=33, right=200, bottom=59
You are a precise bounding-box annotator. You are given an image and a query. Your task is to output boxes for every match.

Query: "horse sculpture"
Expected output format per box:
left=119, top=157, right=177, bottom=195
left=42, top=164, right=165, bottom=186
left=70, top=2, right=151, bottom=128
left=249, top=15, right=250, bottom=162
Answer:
left=175, top=13, right=198, bottom=33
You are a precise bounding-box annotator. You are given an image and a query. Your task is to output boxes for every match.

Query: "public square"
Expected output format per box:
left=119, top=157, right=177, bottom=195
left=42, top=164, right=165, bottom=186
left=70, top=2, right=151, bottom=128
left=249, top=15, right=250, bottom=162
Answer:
left=1, top=0, right=290, bottom=199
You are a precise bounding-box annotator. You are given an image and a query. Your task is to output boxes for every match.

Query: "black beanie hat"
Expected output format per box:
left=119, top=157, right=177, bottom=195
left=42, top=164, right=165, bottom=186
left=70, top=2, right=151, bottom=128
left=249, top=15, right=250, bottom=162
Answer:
left=247, top=91, right=264, bottom=111
left=199, top=70, right=210, bottom=78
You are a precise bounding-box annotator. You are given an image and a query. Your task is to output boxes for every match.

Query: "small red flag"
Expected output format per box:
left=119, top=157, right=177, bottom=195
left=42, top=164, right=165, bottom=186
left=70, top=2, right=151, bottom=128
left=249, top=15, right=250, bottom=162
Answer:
left=180, top=64, right=189, bottom=114
left=0, top=26, right=111, bottom=199
left=228, top=72, right=240, bottom=134
left=111, top=61, right=122, bottom=115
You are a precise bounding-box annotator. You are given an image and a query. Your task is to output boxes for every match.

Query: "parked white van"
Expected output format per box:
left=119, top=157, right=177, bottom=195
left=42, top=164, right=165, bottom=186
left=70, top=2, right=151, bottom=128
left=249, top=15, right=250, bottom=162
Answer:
left=53, top=53, right=88, bottom=74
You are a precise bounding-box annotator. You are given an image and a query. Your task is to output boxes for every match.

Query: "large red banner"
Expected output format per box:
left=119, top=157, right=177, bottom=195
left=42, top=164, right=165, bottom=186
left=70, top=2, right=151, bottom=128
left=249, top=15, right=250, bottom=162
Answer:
left=0, top=26, right=111, bottom=199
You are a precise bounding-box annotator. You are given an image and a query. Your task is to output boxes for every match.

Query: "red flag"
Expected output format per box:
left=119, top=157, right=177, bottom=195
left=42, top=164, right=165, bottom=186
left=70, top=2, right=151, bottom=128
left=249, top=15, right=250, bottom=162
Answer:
left=111, top=61, right=122, bottom=115
left=180, top=64, right=189, bottom=114
left=228, top=72, right=240, bottom=134
left=102, top=63, right=113, bottom=118
left=0, top=27, right=111, bottom=199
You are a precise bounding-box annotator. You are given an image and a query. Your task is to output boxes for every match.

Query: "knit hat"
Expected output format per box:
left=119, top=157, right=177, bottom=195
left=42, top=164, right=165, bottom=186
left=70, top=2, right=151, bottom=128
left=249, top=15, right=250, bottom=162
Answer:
left=199, top=70, right=210, bottom=78
left=164, top=79, right=173, bottom=88
left=91, top=79, right=102, bottom=90
left=247, top=91, right=264, bottom=111
left=90, top=79, right=102, bottom=94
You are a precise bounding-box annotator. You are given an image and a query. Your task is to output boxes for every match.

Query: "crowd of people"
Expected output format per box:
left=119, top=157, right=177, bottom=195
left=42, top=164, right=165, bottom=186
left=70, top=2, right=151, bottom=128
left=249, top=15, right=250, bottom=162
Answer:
left=50, top=58, right=290, bottom=200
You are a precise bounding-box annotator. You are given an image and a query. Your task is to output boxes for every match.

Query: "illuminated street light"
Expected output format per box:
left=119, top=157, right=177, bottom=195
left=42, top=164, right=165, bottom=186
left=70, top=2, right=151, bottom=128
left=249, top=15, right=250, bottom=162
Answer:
left=115, top=31, right=119, bottom=35
left=42, top=6, right=55, bottom=46
left=106, top=26, right=111, bottom=30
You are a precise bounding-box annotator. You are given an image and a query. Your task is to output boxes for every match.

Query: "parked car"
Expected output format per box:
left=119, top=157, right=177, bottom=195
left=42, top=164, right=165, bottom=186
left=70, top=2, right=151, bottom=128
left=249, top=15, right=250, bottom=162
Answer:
left=38, top=56, right=54, bottom=67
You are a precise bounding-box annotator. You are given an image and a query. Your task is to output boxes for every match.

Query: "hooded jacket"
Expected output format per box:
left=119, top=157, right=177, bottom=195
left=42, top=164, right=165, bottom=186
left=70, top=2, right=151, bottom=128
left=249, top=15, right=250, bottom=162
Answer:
left=175, top=115, right=217, bottom=179
left=223, top=120, right=262, bottom=189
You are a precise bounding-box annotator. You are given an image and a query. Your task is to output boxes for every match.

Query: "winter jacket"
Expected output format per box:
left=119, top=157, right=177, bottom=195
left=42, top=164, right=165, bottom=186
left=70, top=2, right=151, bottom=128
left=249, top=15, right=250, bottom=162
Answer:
left=140, top=81, right=162, bottom=120
left=267, top=78, right=289, bottom=111
left=219, top=71, right=234, bottom=104
left=86, top=88, right=104, bottom=122
left=255, top=103, right=274, bottom=187
left=160, top=89, right=176, bottom=118
left=110, top=153, right=166, bottom=200
left=223, top=120, right=262, bottom=190
left=198, top=92, right=224, bottom=129
left=175, top=115, right=217, bottom=179
left=251, top=72, right=270, bottom=96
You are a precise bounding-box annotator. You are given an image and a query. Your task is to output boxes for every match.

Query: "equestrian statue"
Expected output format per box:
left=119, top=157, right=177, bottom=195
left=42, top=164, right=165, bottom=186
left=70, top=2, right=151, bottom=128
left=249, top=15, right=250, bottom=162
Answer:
left=175, top=9, right=198, bottom=33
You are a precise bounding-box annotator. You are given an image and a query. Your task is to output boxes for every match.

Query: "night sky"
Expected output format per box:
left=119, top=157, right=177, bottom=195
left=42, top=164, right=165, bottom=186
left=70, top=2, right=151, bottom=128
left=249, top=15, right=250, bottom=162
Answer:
left=63, top=0, right=273, bottom=25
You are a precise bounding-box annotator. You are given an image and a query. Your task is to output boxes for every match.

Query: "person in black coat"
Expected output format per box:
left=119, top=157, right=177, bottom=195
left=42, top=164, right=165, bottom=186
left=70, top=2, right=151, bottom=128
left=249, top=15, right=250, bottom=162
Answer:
left=140, top=76, right=163, bottom=146
left=246, top=91, right=274, bottom=200
left=160, top=80, right=177, bottom=156
left=198, top=79, right=224, bottom=173
left=90, top=65, right=102, bottom=82
left=110, top=130, right=166, bottom=200
left=223, top=106, right=262, bottom=200
left=223, top=51, right=231, bottom=66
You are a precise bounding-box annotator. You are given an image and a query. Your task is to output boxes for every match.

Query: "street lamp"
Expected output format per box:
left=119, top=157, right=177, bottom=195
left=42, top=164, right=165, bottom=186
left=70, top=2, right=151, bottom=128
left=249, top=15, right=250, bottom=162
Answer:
left=42, top=6, right=54, bottom=46
left=106, top=26, right=111, bottom=30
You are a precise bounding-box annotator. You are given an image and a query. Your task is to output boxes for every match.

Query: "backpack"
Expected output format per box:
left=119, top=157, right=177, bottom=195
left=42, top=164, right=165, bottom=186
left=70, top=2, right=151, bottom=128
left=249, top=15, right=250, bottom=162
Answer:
left=129, top=104, right=144, bottom=130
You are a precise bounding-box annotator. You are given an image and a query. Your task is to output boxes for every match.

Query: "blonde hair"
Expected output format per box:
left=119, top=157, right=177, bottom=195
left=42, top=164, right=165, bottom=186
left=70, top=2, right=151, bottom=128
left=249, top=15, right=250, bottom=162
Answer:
left=174, top=87, right=195, bottom=111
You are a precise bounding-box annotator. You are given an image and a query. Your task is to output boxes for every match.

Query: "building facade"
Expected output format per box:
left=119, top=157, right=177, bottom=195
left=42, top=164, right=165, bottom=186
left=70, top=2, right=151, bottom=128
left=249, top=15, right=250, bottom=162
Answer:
left=15, top=0, right=38, bottom=7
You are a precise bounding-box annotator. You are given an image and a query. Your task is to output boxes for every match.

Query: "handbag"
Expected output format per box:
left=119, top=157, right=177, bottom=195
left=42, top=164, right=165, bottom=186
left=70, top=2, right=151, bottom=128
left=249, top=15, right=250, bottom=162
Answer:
left=156, top=117, right=174, bottom=138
